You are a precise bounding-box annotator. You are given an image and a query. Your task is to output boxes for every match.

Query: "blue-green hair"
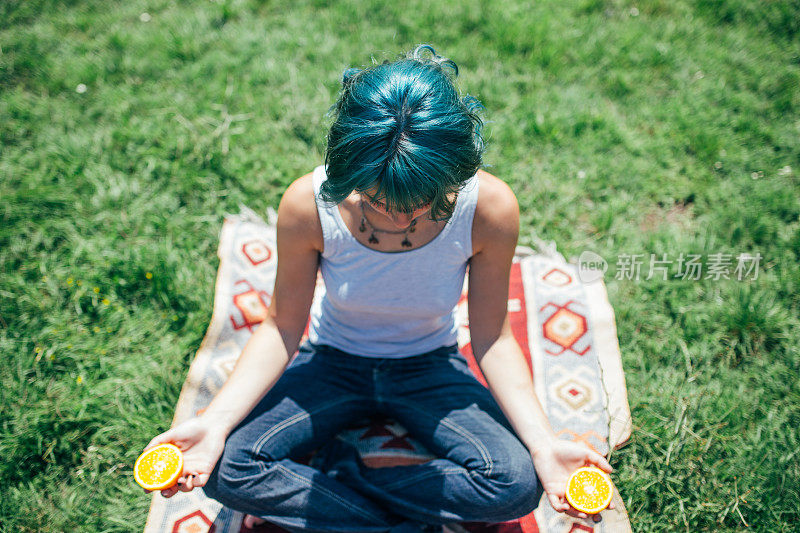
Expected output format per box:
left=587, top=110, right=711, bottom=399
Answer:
left=320, top=44, right=485, bottom=221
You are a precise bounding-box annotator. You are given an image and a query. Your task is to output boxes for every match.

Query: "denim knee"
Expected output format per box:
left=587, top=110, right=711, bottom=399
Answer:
left=200, top=460, right=224, bottom=502
left=470, top=446, right=542, bottom=521
left=497, top=467, right=543, bottom=520
left=201, top=455, right=249, bottom=507
left=202, top=448, right=275, bottom=510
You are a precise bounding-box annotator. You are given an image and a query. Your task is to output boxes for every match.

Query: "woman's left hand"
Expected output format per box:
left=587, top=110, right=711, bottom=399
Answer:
left=531, top=439, right=615, bottom=520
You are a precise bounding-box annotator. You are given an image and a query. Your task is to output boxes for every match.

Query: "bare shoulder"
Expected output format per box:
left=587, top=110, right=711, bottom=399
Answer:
left=277, top=171, right=324, bottom=252
left=475, top=170, right=518, bottom=214
left=472, top=170, right=520, bottom=254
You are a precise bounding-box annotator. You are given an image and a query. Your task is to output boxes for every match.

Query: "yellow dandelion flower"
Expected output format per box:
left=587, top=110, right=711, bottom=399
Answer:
left=102, top=298, right=110, bottom=305
left=77, top=280, right=82, bottom=286
left=67, top=278, right=74, bottom=285
left=93, top=326, right=101, bottom=333
left=93, top=287, right=100, bottom=293
left=76, top=376, right=83, bottom=385
left=145, top=272, right=153, bottom=279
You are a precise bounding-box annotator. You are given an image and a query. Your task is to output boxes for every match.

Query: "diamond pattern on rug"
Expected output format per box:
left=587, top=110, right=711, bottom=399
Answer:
left=144, top=207, right=632, bottom=533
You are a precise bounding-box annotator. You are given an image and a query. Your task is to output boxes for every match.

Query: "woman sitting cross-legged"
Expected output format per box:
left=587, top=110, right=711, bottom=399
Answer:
left=142, top=44, right=613, bottom=532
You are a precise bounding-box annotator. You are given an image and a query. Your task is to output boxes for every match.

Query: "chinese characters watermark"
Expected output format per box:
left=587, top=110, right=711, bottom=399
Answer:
left=577, top=251, right=761, bottom=283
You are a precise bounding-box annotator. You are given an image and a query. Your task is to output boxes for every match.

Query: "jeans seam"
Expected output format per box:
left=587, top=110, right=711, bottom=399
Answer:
left=380, top=466, right=465, bottom=491
left=272, top=463, right=388, bottom=525
left=250, top=395, right=363, bottom=459
left=381, top=398, right=494, bottom=477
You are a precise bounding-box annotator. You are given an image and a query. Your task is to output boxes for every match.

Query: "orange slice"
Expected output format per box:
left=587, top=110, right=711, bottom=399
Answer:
left=565, top=466, right=613, bottom=514
left=134, top=443, right=184, bottom=491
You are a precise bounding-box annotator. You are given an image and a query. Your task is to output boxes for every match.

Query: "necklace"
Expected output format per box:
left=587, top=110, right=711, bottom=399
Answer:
left=359, top=200, right=417, bottom=248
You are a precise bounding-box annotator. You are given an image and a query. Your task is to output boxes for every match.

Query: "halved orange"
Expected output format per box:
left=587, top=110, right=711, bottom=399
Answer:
left=565, top=466, right=613, bottom=514
left=134, top=443, right=184, bottom=491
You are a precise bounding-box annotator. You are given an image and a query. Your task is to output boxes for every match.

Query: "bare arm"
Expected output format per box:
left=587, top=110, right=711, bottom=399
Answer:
left=468, top=172, right=557, bottom=454
left=143, top=173, right=323, bottom=498
left=468, top=172, right=612, bottom=517
left=200, top=173, right=323, bottom=435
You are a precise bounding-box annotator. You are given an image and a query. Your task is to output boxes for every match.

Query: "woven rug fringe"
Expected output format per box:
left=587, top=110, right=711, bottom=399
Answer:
left=519, top=234, right=566, bottom=263
left=229, top=203, right=267, bottom=225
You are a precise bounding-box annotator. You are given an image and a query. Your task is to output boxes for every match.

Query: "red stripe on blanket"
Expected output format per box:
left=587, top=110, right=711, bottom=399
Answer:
left=508, top=261, right=533, bottom=374
left=462, top=261, right=532, bottom=386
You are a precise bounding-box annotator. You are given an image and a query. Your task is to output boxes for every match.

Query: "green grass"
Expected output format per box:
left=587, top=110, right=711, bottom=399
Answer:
left=1, top=0, right=798, bottom=530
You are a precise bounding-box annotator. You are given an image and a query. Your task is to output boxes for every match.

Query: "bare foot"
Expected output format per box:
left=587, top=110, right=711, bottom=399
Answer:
left=243, top=514, right=267, bottom=528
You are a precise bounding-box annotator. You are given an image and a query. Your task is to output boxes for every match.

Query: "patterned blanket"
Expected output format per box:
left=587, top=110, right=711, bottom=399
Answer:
left=143, top=206, right=632, bottom=533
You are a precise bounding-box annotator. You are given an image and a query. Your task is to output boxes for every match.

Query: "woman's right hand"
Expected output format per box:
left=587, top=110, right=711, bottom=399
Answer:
left=141, top=415, right=228, bottom=498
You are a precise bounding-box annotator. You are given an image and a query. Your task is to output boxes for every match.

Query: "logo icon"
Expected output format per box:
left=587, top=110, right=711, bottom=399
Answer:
left=577, top=251, right=607, bottom=283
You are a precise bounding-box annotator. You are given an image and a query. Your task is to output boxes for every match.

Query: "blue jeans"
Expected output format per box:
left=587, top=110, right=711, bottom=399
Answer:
left=203, top=342, right=543, bottom=532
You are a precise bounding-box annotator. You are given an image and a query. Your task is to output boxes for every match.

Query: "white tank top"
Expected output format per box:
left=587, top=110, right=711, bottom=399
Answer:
left=307, top=164, right=479, bottom=358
